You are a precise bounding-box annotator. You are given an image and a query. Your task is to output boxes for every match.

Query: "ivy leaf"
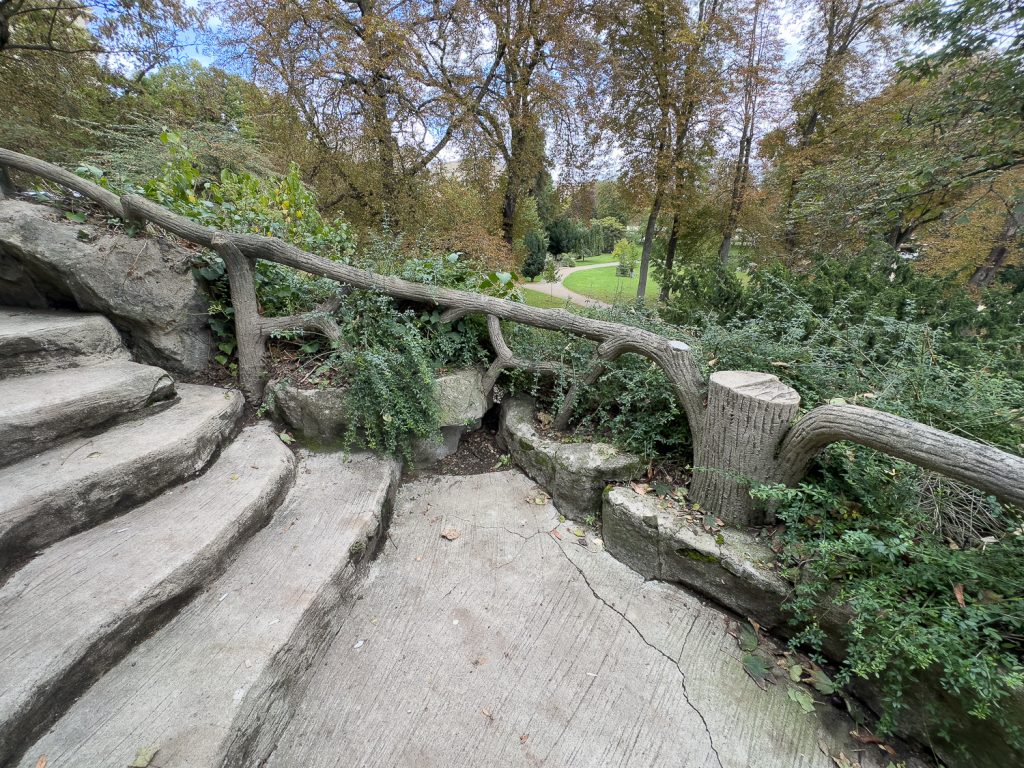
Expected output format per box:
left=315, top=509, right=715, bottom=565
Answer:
left=278, top=431, right=295, bottom=445
left=788, top=686, right=815, bottom=713
left=789, top=663, right=804, bottom=682
left=64, top=211, right=87, bottom=223
left=742, top=654, right=773, bottom=690
left=738, top=622, right=759, bottom=653
left=809, top=668, right=836, bottom=695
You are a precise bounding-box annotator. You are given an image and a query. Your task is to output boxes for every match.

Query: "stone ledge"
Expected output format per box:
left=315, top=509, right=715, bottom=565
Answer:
left=498, top=396, right=642, bottom=521
left=602, top=486, right=791, bottom=629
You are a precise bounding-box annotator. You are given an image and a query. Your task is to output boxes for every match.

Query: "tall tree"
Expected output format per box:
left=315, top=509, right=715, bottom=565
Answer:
left=470, top=0, right=599, bottom=244
left=717, top=0, right=778, bottom=265
left=218, top=0, right=504, bottom=223
left=599, top=0, right=691, bottom=301
left=0, top=0, right=200, bottom=70
left=780, top=0, right=902, bottom=249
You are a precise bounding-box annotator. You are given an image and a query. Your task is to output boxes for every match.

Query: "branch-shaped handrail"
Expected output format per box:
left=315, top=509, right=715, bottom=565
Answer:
left=3, top=146, right=1022, bottom=525
left=777, top=404, right=1024, bottom=508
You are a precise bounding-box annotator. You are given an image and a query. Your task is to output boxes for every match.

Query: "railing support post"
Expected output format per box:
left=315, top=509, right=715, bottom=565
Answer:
left=0, top=166, right=14, bottom=199
left=690, top=371, right=801, bottom=526
left=212, top=236, right=267, bottom=406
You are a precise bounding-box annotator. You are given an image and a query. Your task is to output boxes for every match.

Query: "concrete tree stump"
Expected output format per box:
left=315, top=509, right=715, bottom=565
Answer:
left=690, top=371, right=800, bottom=526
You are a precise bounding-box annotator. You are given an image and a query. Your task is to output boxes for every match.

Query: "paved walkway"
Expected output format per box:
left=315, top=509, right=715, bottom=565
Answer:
left=521, top=260, right=616, bottom=309
left=266, top=470, right=890, bottom=768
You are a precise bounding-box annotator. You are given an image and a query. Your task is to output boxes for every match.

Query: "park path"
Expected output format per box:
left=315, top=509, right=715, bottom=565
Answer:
left=520, top=260, right=616, bottom=309
left=265, top=470, right=891, bottom=768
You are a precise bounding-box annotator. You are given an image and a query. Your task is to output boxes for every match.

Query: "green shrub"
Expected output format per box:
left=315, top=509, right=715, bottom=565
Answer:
left=546, top=217, right=583, bottom=256
left=753, top=466, right=1024, bottom=750
left=612, top=238, right=639, bottom=277
left=522, top=229, right=548, bottom=280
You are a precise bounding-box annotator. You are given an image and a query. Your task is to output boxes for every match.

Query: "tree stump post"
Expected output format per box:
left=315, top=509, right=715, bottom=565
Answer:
left=0, top=166, right=14, bottom=199
left=690, top=371, right=801, bottom=526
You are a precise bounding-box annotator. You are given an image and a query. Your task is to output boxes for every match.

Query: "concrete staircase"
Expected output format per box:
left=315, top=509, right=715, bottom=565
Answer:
left=0, top=307, right=400, bottom=767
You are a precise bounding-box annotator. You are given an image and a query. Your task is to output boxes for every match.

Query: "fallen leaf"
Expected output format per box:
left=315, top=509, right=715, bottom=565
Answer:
left=572, top=528, right=585, bottom=538
left=129, top=747, right=159, bottom=767
left=954, top=583, right=966, bottom=608
left=550, top=528, right=562, bottom=540
left=789, top=664, right=804, bottom=682
left=631, top=482, right=650, bottom=495
left=788, top=686, right=815, bottom=713
left=278, top=431, right=295, bottom=445
left=809, top=668, right=836, bottom=695
left=229, top=473, right=240, bottom=481
left=35, top=757, right=46, bottom=768
left=832, top=752, right=855, bottom=768
left=481, top=708, right=493, bottom=720
left=520, top=733, right=529, bottom=744
left=742, top=654, right=773, bottom=690
left=472, top=657, right=488, bottom=667
left=738, top=622, right=759, bottom=653
left=441, top=528, right=460, bottom=541
left=850, top=727, right=896, bottom=755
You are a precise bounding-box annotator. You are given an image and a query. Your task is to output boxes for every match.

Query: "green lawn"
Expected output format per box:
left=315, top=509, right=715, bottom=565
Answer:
left=521, top=288, right=574, bottom=310
left=562, top=265, right=661, bottom=304
left=572, top=252, right=618, bottom=265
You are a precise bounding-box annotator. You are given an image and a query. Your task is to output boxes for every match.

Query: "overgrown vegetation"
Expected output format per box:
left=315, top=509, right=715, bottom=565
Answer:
left=3, top=0, right=1023, bottom=757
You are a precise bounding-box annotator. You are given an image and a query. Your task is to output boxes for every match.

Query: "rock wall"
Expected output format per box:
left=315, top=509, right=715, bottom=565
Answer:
left=0, top=200, right=210, bottom=374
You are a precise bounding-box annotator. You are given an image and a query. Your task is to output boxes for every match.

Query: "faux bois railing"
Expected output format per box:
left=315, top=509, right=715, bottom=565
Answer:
left=2, top=147, right=1022, bottom=526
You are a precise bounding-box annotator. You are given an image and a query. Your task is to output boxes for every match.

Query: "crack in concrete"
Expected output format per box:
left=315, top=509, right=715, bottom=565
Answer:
left=550, top=537, right=726, bottom=768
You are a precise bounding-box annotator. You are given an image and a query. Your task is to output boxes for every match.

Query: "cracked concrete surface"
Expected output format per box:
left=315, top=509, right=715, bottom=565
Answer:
left=266, top=470, right=886, bottom=768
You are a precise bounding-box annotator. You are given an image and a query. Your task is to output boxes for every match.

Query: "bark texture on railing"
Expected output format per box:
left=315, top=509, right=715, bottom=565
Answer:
left=3, top=146, right=1023, bottom=525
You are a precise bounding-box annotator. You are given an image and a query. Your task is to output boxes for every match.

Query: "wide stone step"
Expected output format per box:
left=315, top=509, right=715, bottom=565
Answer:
left=0, top=424, right=295, bottom=768
left=0, top=307, right=128, bottom=378
left=0, top=384, right=243, bottom=574
left=0, top=360, right=175, bottom=466
left=15, top=450, right=400, bottom=768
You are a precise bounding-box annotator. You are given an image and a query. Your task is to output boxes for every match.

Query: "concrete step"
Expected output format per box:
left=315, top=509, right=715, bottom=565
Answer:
left=0, top=307, right=128, bottom=378
left=0, top=360, right=175, bottom=467
left=0, top=425, right=296, bottom=768
left=0, top=384, right=243, bottom=574
left=16, top=450, right=400, bottom=768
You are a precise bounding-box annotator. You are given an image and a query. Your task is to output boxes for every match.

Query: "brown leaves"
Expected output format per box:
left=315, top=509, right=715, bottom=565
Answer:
left=954, top=582, right=966, bottom=608
left=441, top=528, right=460, bottom=541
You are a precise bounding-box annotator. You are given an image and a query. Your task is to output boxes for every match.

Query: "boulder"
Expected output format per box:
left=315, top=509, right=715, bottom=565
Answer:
left=268, top=381, right=349, bottom=443
left=498, top=396, right=641, bottom=521
left=271, top=368, right=488, bottom=463
left=0, top=200, right=209, bottom=374
left=433, top=368, right=488, bottom=429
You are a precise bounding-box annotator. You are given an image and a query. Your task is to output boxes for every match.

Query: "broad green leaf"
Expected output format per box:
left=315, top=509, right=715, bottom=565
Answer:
left=788, top=687, right=815, bottom=713
left=738, top=622, right=759, bottom=653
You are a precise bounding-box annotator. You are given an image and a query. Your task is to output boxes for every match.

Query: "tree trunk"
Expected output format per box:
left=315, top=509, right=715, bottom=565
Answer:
left=636, top=186, right=664, bottom=301
left=690, top=371, right=801, bottom=526
left=969, top=207, right=1020, bottom=288
left=720, top=132, right=752, bottom=265
left=660, top=207, right=681, bottom=302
